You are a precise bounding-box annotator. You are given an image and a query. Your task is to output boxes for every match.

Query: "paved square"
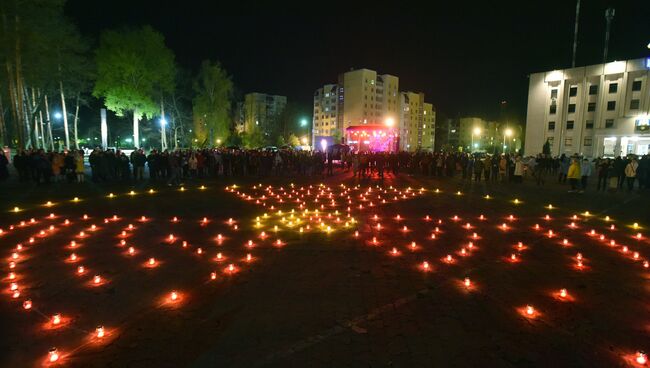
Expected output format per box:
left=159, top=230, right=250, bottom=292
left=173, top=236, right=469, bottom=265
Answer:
left=1, top=176, right=648, bottom=367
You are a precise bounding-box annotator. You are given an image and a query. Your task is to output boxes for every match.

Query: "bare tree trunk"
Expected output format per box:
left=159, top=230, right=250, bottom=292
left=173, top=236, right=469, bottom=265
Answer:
left=39, top=110, right=45, bottom=149
left=160, top=99, right=167, bottom=150
left=37, top=89, right=45, bottom=148
left=73, top=92, right=80, bottom=149
left=59, top=79, right=69, bottom=149
left=14, top=13, right=26, bottom=148
left=21, top=87, right=31, bottom=148
left=44, top=94, right=54, bottom=151
left=0, top=93, right=6, bottom=146
left=30, top=88, right=39, bottom=148
left=133, top=109, right=139, bottom=149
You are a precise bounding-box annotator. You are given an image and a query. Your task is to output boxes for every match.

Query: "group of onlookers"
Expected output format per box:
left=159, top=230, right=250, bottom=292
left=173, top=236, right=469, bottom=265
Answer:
left=10, top=149, right=85, bottom=184
left=1, top=147, right=648, bottom=194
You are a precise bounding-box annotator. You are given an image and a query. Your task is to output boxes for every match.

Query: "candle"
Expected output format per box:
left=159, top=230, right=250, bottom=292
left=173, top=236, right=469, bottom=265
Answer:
left=464, top=277, right=471, bottom=288
left=48, top=348, right=59, bottom=362
left=560, top=288, right=567, bottom=298
left=94, top=275, right=101, bottom=284
left=636, top=351, right=647, bottom=365
left=77, top=266, right=85, bottom=274
left=170, top=291, right=178, bottom=301
left=23, top=299, right=32, bottom=310
left=96, top=326, right=105, bottom=338
left=526, top=305, right=534, bottom=316
left=52, top=314, right=61, bottom=325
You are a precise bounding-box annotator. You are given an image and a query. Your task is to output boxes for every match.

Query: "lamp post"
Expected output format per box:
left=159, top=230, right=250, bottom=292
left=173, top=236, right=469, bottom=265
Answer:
left=504, top=128, right=513, bottom=153
left=471, top=127, right=481, bottom=152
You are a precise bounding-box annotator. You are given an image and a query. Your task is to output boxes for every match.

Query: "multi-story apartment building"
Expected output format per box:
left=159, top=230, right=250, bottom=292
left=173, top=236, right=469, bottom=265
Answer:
left=242, top=92, right=287, bottom=137
left=525, top=58, right=650, bottom=157
left=399, top=92, right=434, bottom=151
left=312, top=84, right=339, bottom=143
left=312, top=68, right=435, bottom=152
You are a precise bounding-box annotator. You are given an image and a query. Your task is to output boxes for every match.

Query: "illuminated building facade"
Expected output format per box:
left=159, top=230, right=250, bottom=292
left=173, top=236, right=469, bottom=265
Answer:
left=525, top=58, right=650, bottom=157
left=399, top=92, right=435, bottom=151
left=242, top=92, right=287, bottom=137
left=312, top=68, right=435, bottom=152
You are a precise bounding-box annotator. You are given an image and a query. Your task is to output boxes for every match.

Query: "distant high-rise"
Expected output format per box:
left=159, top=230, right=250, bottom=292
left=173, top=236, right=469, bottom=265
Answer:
left=312, top=68, right=435, bottom=152
left=241, top=92, right=287, bottom=137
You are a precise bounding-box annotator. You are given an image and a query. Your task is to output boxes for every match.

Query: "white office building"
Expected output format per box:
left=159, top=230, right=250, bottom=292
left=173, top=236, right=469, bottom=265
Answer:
left=525, top=57, right=650, bottom=157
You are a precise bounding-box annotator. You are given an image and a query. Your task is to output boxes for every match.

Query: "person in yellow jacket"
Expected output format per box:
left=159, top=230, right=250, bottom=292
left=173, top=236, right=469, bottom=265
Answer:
left=567, top=158, right=581, bottom=192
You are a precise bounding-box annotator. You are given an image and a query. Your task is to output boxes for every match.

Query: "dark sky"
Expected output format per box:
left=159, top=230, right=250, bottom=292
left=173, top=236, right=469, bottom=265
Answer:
left=65, top=0, right=650, bottom=123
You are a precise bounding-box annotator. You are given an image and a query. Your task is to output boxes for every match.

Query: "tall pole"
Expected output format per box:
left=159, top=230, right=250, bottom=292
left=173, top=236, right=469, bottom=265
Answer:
left=603, top=8, right=615, bottom=63
left=571, top=0, right=581, bottom=68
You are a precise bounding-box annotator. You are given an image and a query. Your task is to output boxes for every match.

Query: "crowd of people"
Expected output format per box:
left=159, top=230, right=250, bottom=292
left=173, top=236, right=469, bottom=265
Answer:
left=1, top=147, right=648, bottom=193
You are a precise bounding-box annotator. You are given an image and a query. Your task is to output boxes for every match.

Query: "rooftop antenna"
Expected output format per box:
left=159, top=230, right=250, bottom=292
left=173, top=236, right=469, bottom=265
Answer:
left=571, top=0, right=581, bottom=68
left=603, top=8, right=615, bottom=63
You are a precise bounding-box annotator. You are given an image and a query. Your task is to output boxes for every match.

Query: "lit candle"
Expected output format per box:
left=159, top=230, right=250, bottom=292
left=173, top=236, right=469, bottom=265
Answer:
left=526, top=305, right=534, bottom=316
left=392, top=247, right=398, bottom=255
left=96, top=325, right=105, bottom=338
left=510, top=253, right=517, bottom=261
left=636, top=351, right=647, bottom=365
left=23, top=299, right=32, bottom=310
left=70, top=253, right=77, bottom=261
left=560, top=288, right=567, bottom=298
left=77, top=266, right=85, bottom=274
left=411, top=241, right=416, bottom=249
left=149, top=258, right=156, bottom=266
left=170, top=291, right=178, bottom=301
left=228, top=264, right=235, bottom=272
left=128, top=247, right=135, bottom=255
left=446, top=254, right=453, bottom=262
left=464, top=277, right=471, bottom=288
left=48, top=348, right=59, bottom=362
left=423, top=261, right=429, bottom=270
left=52, top=314, right=61, bottom=325
left=94, top=275, right=101, bottom=284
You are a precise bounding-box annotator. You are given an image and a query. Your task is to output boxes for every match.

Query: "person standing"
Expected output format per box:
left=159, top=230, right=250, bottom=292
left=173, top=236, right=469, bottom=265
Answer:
left=597, top=158, right=609, bottom=191
left=580, top=158, right=592, bottom=192
left=513, top=156, right=524, bottom=183
left=624, top=157, right=639, bottom=192
left=567, top=158, right=581, bottom=192
left=75, top=150, right=85, bottom=183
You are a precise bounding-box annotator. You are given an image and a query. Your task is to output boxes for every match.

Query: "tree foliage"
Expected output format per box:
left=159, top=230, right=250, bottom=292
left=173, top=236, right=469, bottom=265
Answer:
left=192, top=60, right=232, bottom=145
left=93, top=26, right=175, bottom=121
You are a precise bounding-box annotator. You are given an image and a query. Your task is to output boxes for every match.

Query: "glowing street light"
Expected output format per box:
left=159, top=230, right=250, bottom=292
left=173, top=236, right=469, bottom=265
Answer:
left=385, top=117, right=395, bottom=127
left=300, top=118, right=308, bottom=127
left=471, top=127, right=481, bottom=151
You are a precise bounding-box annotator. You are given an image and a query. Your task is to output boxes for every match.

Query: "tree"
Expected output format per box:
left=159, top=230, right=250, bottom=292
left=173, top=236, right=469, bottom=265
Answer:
left=1, top=0, right=69, bottom=149
left=192, top=60, right=232, bottom=146
left=286, top=133, right=300, bottom=147
left=241, top=129, right=264, bottom=149
left=93, top=26, right=175, bottom=149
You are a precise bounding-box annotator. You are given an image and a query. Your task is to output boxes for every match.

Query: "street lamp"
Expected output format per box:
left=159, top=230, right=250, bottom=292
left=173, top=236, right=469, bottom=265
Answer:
left=504, top=128, right=513, bottom=153
left=300, top=118, right=308, bottom=127
left=385, top=117, right=395, bottom=127
left=471, top=127, right=481, bottom=152
left=54, top=112, right=62, bottom=120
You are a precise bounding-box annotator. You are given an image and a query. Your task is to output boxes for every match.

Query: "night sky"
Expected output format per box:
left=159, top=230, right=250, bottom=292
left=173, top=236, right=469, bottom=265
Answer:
left=65, top=0, right=650, bottom=123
